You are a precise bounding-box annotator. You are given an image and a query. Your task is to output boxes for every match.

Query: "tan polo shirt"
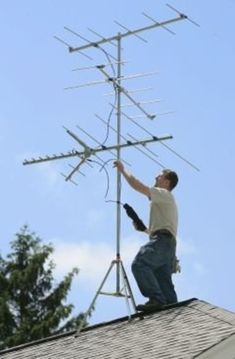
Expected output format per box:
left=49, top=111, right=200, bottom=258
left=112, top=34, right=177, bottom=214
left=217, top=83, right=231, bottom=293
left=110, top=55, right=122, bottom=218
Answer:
left=149, top=187, right=178, bottom=238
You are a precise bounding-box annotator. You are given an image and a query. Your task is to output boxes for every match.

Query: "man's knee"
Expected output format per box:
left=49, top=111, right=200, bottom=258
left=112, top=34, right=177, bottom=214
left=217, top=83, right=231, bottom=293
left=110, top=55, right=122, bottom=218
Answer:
left=131, top=258, right=141, bottom=274
left=131, top=260, right=137, bottom=274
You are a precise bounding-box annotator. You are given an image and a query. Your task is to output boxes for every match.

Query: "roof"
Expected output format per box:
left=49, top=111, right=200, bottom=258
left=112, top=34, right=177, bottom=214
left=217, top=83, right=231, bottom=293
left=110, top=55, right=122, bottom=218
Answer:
left=1, top=298, right=235, bottom=359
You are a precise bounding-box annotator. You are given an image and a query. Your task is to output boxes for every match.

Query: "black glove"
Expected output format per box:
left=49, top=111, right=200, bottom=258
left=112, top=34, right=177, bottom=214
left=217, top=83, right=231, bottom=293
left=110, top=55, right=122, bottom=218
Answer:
left=123, top=203, right=147, bottom=232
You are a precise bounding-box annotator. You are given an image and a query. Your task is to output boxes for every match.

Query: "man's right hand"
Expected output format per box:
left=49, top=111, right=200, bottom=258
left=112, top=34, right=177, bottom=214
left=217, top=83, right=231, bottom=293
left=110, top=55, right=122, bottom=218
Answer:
left=132, top=221, right=141, bottom=231
left=113, top=160, right=124, bottom=173
left=132, top=221, right=149, bottom=233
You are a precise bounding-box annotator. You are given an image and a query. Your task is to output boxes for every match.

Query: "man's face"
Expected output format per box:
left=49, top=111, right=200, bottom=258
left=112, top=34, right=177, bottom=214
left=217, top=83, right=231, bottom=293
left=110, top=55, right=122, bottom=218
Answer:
left=154, top=171, right=169, bottom=188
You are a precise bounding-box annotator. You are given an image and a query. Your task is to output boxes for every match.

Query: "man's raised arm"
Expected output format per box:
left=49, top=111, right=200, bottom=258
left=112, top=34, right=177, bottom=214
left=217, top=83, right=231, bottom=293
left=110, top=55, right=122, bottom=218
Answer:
left=113, top=160, right=151, bottom=198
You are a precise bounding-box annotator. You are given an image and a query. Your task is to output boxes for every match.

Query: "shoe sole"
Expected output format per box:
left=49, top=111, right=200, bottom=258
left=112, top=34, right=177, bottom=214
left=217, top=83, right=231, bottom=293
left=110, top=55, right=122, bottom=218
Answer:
left=136, top=304, right=164, bottom=312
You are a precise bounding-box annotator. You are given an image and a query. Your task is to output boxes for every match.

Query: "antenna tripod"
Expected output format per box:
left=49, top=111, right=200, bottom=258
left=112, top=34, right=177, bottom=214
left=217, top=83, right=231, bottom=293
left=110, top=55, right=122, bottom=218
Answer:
left=74, top=254, right=137, bottom=337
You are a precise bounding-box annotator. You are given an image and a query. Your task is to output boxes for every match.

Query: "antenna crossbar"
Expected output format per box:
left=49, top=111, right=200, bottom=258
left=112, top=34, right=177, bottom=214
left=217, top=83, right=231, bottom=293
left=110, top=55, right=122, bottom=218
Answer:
left=23, top=151, right=80, bottom=165
left=64, top=26, right=117, bottom=61
left=23, top=135, right=172, bottom=166
left=69, top=15, right=186, bottom=52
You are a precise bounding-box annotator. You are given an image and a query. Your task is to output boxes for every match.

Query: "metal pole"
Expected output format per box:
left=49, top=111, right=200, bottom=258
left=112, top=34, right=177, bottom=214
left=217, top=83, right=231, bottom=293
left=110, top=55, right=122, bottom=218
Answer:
left=116, top=34, right=121, bottom=293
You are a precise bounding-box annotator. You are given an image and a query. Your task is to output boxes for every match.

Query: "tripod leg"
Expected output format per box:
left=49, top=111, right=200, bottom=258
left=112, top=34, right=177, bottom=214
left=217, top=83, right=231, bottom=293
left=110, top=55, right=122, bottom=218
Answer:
left=75, top=260, right=116, bottom=337
left=120, top=266, right=132, bottom=318
left=120, top=261, right=137, bottom=313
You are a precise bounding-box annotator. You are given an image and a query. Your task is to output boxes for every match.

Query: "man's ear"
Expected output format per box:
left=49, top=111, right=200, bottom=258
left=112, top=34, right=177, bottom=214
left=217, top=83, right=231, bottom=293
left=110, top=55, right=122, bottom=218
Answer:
left=165, top=179, right=171, bottom=190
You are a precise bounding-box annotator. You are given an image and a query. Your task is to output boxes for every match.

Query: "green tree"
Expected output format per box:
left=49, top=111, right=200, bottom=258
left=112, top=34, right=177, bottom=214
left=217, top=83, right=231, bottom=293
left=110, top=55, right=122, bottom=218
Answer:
left=0, top=226, right=85, bottom=350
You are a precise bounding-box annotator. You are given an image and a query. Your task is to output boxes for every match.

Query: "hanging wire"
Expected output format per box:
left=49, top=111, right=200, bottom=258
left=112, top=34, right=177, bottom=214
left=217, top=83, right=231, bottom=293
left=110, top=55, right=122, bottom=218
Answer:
left=96, top=47, right=118, bottom=147
left=98, top=46, right=116, bottom=77
left=99, top=157, right=116, bottom=172
left=105, top=199, right=124, bottom=206
left=89, top=157, right=126, bottom=203
left=89, top=158, right=111, bottom=198
left=99, top=86, right=118, bottom=147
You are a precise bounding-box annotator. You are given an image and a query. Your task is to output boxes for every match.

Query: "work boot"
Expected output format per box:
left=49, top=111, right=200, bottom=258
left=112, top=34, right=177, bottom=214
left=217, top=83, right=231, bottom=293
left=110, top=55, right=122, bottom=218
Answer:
left=136, top=299, right=163, bottom=312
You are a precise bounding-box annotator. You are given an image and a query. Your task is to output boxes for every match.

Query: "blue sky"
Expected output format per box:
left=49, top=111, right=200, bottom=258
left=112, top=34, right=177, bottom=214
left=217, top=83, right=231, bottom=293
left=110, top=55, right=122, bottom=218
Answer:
left=1, top=0, right=235, bottom=325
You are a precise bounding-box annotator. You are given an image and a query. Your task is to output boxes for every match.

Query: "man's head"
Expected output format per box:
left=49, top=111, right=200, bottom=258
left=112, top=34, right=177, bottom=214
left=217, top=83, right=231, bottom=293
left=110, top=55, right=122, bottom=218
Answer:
left=155, top=169, right=178, bottom=191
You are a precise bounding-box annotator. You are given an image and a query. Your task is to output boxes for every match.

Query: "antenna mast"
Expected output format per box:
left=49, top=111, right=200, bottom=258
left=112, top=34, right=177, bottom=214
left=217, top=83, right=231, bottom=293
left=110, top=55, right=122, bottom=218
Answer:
left=116, top=34, right=122, bottom=294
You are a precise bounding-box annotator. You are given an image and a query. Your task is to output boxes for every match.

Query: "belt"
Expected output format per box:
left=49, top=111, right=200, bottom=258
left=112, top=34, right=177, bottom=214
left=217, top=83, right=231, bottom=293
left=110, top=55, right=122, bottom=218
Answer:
left=151, top=229, right=174, bottom=238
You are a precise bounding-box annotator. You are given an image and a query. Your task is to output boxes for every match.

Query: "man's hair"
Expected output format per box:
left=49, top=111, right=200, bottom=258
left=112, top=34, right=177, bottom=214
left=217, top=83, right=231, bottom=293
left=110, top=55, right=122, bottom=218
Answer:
left=163, top=169, right=178, bottom=191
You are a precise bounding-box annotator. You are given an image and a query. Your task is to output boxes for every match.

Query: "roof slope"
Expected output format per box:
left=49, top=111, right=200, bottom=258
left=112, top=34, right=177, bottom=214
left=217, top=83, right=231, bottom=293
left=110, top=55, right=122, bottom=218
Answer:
left=1, top=299, right=235, bottom=359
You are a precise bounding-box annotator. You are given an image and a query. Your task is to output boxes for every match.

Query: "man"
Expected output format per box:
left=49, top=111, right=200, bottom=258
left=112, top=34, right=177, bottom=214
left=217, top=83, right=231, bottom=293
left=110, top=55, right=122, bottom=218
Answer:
left=114, top=160, right=178, bottom=311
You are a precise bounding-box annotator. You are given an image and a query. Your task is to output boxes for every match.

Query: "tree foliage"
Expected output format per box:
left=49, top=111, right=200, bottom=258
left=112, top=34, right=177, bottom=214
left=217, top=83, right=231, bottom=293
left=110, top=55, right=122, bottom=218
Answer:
left=0, top=226, right=85, bottom=350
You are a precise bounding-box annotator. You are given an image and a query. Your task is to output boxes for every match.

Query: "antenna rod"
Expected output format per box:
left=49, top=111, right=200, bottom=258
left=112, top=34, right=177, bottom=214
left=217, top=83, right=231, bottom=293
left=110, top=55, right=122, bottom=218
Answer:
left=97, top=65, right=155, bottom=120
left=63, top=126, right=89, bottom=150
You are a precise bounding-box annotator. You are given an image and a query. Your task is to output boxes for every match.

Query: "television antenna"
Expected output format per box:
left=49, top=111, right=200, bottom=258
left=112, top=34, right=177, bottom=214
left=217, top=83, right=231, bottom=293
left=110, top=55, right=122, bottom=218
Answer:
left=23, top=3, right=199, bottom=336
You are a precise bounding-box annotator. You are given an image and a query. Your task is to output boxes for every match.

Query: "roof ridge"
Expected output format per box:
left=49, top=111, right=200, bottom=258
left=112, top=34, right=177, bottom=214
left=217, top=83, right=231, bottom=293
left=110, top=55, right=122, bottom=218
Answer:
left=81, top=297, right=198, bottom=332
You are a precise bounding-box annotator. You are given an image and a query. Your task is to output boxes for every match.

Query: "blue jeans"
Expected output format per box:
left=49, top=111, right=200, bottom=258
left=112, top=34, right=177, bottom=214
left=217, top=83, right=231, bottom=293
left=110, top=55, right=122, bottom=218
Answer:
left=131, top=233, right=177, bottom=305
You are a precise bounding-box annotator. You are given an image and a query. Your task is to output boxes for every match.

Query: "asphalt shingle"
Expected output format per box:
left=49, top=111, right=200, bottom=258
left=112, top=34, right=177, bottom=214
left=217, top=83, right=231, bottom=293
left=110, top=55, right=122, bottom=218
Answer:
left=0, top=299, right=235, bottom=359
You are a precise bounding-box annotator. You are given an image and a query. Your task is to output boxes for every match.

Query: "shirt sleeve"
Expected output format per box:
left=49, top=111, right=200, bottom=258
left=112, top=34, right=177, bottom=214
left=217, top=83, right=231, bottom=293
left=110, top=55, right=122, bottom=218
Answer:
left=149, top=187, right=171, bottom=203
